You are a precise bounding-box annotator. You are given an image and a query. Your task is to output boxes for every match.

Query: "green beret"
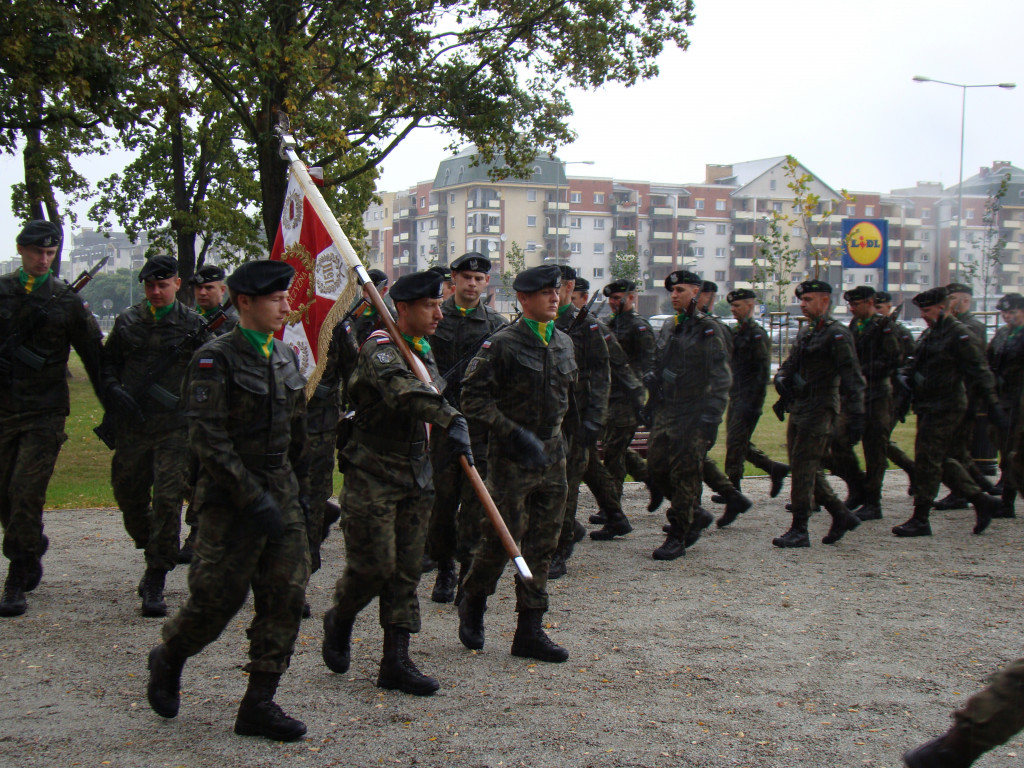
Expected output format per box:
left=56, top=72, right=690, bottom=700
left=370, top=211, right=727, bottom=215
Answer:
left=513, top=265, right=561, bottom=293
left=226, top=260, right=294, bottom=295
left=874, top=291, right=892, bottom=303
left=367, top=269, right=389, bottom=287
left=700, top=280, right=718, bottom=294
left=573, top=277, right=590, bottom=292
left=427, top=265, right=452, bottom=282
left=558, top=265, right=577, bottom=281
left=996, top=293, right=1024, bottom=311
left=390, top=270, right=445, bottom=302
left=138, top=255, right=178, bottom=283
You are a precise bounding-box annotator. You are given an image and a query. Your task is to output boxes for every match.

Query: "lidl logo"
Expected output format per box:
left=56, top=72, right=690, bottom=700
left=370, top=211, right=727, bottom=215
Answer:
left=841, top=218, right=888, bottom=270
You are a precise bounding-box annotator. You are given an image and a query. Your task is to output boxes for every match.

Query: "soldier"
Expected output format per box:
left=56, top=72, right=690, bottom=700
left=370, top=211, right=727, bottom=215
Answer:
left=875, top=291, right=917, bottom=489
left=646, top=270, right=730, bottom=560
left=986, top=293, right=1024, bottom=516
left=428, top=264, right=456, bottom=300
left=425, top=252, right=507, bottom=603
left=349, top=268, right=395, bottom=344
left=830, top=286, right=904, bottom=521
left=0, top=221, right=105, bottom=617
left=570, top=276, right=592, bottom=308
left=190, top=264, right=238, bottom=334
left=892, top=287, right=1004, bottom=537
left=772, top=280, right=865, bottom=549
left=321, top=270, right=471, bottom=696
left=697, top=280, right=719, bottom=316
left=712, top=288, right=789, bottom=528
left=457, top=265, right=577, bottom=663
left=101, top=255, right=208, bottom=616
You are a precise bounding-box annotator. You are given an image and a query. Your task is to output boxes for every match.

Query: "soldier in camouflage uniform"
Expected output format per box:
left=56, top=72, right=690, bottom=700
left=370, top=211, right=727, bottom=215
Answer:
left=829, top=286, right=904, bottom=521
left=425, top=252, right=507, bottom=603
left=0, top=221, right=105, bottom=617
left=772, top=280, right=865, bottom=549
left=101, top=255, right=209, bottom=616
left=349, top=268, right=395, bottom=344
left=146, top=259, right=311, bottom=742
left=646, top=270, right=731, bottom=561
left=875, top=291, right=917, bottom=490
left=987, top=293, right=1024, bottom=516
left=322, top=270, right=471, bottom=696
left=892, top=287, right=1004, bottom=538
left=457, top=265, right=577, bottom=664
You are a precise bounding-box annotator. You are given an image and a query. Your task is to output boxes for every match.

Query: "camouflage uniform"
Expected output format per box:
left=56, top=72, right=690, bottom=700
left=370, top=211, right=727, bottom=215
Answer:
left=952, top=311, right=995, bottom=489
left=885, top=318, right=916, bottom=479
left=161, top=327, right=310, bottom=674
left=460, top=320, right=576, bottom=611
left=331, top=331, right=459, bottom=632
left=988, top=322, right=1024, bottom=501
left=102, top=300, right=208, bottom=572
left=722, top=316, right=774, bottom=483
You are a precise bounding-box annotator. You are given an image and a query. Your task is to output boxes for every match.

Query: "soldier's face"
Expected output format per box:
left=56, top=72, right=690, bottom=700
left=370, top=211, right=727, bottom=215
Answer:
left=18, top=244, right=58, bottom=277
left=453, top=270, right=488, bottom=307
left=920, top=304, right=945, bottom=326
left=518, top=287, right=559, bottom=322
left=699, top=291, right=715, bottom=312
left=847, top=298, right=874, bottom=320
left=608, top=291, right=635, bottom=314
left=730, top=299, right=755, bottom=321
left=194, top=281, right=226, bottom=310
left=144, top=276, right=181, bottom=308
left=238, top=290, right=291, bottom=333
left=1002, top=308, right=1024, bottom=327
left=949, top=292, right=970, bottom=313
left=571, top=290, right=588, bottom=309
left=799, top=292, right=830, bottom=319
left=442, top=280, right=455, bottom=299
left=876, top=301, right=892, bottom=315
left=670, top=284, right=698, bottom=313
left=558, top=280, right=574, bottom=307
left=398, top=297, right=444, bottom=337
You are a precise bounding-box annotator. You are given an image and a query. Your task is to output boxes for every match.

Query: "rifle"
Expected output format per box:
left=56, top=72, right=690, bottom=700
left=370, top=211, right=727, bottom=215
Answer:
left=1, top=256, right=109, bottom=375
left=565, top=293, right=602, bottom=334
left=93, top=299, right=233, bottom=450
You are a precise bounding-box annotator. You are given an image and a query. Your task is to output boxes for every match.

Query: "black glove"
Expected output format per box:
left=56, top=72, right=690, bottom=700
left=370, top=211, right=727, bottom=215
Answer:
left=106, top=384, right=146, bottom=425
left=446, top=416, right=474, bottom=467
left=508, top=426, right=548, bottom=469
left=582, top=419, right=602, bottom=446
left=642, top=370, right=659, bottom=392
left=846, top=413, right=865, bottom=446
left=989, top=402, right=1011, bottom=438
left=244, top=491, right=285, bottom=538
left=773, top=374, right=791, bottom=400
left=698, top=416, right=719, bottom=444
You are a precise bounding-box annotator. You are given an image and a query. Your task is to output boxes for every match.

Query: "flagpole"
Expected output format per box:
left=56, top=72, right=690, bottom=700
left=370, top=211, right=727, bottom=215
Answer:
left=275, top=123, right=532, bottom=583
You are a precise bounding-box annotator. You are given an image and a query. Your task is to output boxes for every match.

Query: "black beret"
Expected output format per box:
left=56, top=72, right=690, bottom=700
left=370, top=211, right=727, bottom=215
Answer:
left=558, top=265, right=577, bottom=281
left=138, top=255, right=178, bottom=283
left=450, top=252, right=492, bottom=274
left=573, top=277, right=590, bottom=292
left=603, top=278, right=637, bottom=296
left=190, top=264, right=226, bottom=285
left=226, top=259, right=294, bottom=296
left=427, top=265, right=452, bottom=282
left=367, top=268, right=389, bottom=287
left=795, top=279, right=832, bottom=298
left=727, top=288, right=757, bottom=303
left=700, top=280, right=718, bottom=294
left=946, top=282, right=973, bottom=295
left=390, top=270, right=445, bottom=302
left=843, top=285, right=876, bottom=303
left=513, top=265, right=561, bottom=293
left=996, top=293, right=1024, bottom=311
left=664, top=270, right=702, bottom=290
left=913, top=287, right=949, bottom=308
left=874, top=291, right=893, bottom=303
left=17, top=220, right=62, bottom=248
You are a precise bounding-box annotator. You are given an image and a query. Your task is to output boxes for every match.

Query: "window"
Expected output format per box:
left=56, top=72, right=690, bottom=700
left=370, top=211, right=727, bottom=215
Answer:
left=695, top=199, right=705, bottom=210
left=715, top=200, right=726, bottom=211
left=920, top=275, right=930, bottom=284
left=692, top=246, right=705, bottom=257
left=920, top=253, right=930, bottom=262
left=419, top=197, right=425, bottom=208
left=594, top=219, right=605, bottom=230
left=594, top=193, right=605, bottom=204
left=715, top=247, right=727, bottom=258
left=449, top=193, right=456, bottom=203
left=716, top=224, right=727, bottom=235
left=450, top=217, right=456, bottom=228
left=773, top=202, right=783, bottom=213
left=593, top=243, right=605, bottom=254
left=921, top=232, right=930, bottom=242
left=570, top=242, right=582, bottom=254
left=865, top=206, right=874, bottom=217
left=846, top=205, right=856, bottom=216
left=637, top=221, right=643, bottom=232
left=593, top=267, right=604, bottom=278
left=570, top=192, right=582, bottom=204
left=420, top=244, right=425, bottom=255
left=527, top=215, right=537, bottom=227
left=793, top=227, right=804, bottom=237
left=527, top=241, right=537, bottom=251
left=450, top=244, right=456, bottom=254
left=769, top=179, right=777, bottom=191
left=420, top=221, right=426, bottom=232
left=966, top=210, right=975, bottom=220
left=922, top=209, right=930, bottom=219
left=715, top=270, right=726, bottom=281
left=527, top=189, right=537, bottom=202
left=865, top=273, right=874, bottom=283
left=570, top=217, right=582, bottom=229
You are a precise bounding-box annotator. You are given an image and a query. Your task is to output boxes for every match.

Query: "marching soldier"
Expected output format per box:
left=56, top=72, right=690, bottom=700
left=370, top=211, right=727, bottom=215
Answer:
left=892, top=287, right=1004, bottom=537
left=457, top=265, right=577, bottom=663
left=772, top=280, right=865, bottom=549
left=146, top=259, right=311, bottom=741
left=875, top=291, right=917, bottom=490
left=321, top=270, right=471, bottom=696
left=101, top=255, right=208, bottom=616
left=0, top=221, right=105, bottom=616
left=428, top=264, right=456, bottom=300
left=349, top=268, right=395, bottom=344
left=425, top=252, right=507, bottom=603
left=986, top=292, right=1024, bottom=516
left=190, top=264, right=238, bottom=334
left=647, top=270, right=731, bottom=560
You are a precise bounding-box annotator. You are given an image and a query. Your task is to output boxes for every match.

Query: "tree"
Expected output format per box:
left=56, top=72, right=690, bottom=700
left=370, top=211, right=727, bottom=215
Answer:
left=498, top=241, right=527, bottom=313
left=610, top=233, right=641, bottom=287
left=962, top=171, right=1011, bottom=311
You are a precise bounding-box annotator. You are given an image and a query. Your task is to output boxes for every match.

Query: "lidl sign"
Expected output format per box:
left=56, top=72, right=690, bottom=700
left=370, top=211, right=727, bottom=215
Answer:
left=841, top=218, right=888, bottom=269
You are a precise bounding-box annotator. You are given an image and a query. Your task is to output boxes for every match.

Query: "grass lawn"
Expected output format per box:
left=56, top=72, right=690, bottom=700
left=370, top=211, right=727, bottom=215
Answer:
left=48, top=354, right=916, bottom=509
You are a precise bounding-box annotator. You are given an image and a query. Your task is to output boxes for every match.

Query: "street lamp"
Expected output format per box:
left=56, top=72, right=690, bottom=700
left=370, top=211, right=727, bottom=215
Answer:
left=912, top=75, right=1016, bottom=282
left=553, top=159, right=595, bottom=263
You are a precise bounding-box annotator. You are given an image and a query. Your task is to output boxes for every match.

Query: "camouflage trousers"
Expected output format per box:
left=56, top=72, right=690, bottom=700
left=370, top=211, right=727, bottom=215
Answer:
left=647, top=411, right=710, bottom=534
left=830, top=394, right=893, bottom=503
left=558, top=430, right=592, bottom=547
left=602, top=399, right=648, bottom=490
left=582, top=442, right=626, bottom=519
left=161, top=504, right=310, bottom=675
left=0, top=413, right=67, bottom=563
left=306, top=428, right=337, bottom=573
left=787, top=410, right=843, bottom=515
left=426, top=429, right=489, bottom=566
left=914, top=408, right=981, bottom=507
left=462, top=449, right=567, bottom=612
left=332, top=468, right=433, bottom=633
left=952, top=656, right=1024, bottom=751
left=112, top=426, right=189, bottom=572
left=723, top=404, right=775, bottom=483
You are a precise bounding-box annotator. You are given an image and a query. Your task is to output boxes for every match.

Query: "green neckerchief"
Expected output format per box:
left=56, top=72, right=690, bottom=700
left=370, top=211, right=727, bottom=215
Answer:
left=147, top=300, right=176, bottom=322
left=855, top=317, right=871, bottom=333
left=523, top=317, right=553, bottom=346
left=401, top=333, right=430, bottom=357
left=361, top=305, right=377, bottom=318
left=455, top=304, right=477, bottom=317
left=196, top=303, right=222, bottom=318
left=1009, top=326, right=1022, bottom=339
left=674, top=312, right=690, bottom=326
left=18, top=268, right=51, bottom=293
left=239, top=326, right=275, bottom=358
left=557, top=304, right=572, bottom=318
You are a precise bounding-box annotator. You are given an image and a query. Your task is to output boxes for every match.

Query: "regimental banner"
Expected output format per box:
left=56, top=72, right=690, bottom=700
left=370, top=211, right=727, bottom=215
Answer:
left=270, top=168, right=352, bottom=379
left=841, top=218, right=889, bottom=270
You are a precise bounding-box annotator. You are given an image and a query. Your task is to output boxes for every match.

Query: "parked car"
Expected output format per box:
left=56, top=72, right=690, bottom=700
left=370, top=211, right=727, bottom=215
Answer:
left=649, top=314, right=672, bottom=332
left=903, top=322, right=927, bottom=340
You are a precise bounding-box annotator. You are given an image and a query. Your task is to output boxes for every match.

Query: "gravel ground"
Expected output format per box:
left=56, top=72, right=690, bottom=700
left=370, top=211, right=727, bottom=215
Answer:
left=1, top=474, right=1023, bottom=768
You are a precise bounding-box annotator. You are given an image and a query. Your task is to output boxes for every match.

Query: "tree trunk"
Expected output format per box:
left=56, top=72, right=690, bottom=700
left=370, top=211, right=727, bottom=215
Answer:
left=170, top=109, right=197, bottom=305
left=21, top=94, right=65, bottom=276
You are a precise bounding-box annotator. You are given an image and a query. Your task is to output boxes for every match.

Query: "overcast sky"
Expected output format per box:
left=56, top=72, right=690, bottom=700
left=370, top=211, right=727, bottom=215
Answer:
left=3, top=0, right=1022, bottom=254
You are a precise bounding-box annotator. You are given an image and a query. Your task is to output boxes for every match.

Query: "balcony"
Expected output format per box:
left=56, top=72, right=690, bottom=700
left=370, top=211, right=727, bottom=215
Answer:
left=651, top=206, right=674, bottom=217
left=546, top=201, right=569, bottom=211
left=1005, top=219, right=1024, bottom=229
left=489, top=199, right=501, bottom=208
left=1001, top=262, right=1021, bottom=272
left=732, top=210, right=755, bottom=220
left=651, top=231, right=675, bottom=241
left=733, top=258, right=755, bottom=267
left=731, top=280, right=754, bottom=289
left=1004, top=241, right=1022, bottom=251
left=545, top=226, right=570, bottom=237
left=676, top=208, right=697, bottom=218
left=428, top=203, right=440, bottom=213
left=889, top=239, right=923, bottom=249
left=397, top=232, right=411, bottom=242
left=1001, top=284, right=1022, bottom=293
left=612, top=203, right=638, bottom=214
left=484, top=225, right=501, bottom=234
left=614, top=229, right=635, bottom=238
left=396, top=208, right=413, bottom=219
left=467, top=199, right=499, bottom=210
left=733, top=234, right=754, bottom=244
left=650, top=255, right=674, bottom=264
left=681, top=232, right=699, bottom=242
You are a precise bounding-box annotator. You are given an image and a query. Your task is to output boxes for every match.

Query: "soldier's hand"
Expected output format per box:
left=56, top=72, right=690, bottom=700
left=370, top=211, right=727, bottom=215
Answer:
left=245, top=491, right=285, bottom=538
left=508, top=426, right=548, bottom=469
left=446, top=416, right=474, bottom=467
left=582, top=419, right=602, bottom=446
left=846, top=413, right=865, bottom=446
left=642, top=371, right=659, bottom=392
left=106, top=384, right=146, bottom=425
left=773, top=374, right=790, bottom=400
left=989, top=403, right=1011, bottom=438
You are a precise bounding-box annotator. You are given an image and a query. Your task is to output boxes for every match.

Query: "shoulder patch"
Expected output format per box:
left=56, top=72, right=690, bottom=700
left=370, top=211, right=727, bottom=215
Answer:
left=960, top=334, right=970, bottom=341
left=638, top=326, right=648, bottom=332
left=376, top=337, right=390, bottom=344
left=705, top=328, right=715, bottom=336
left=834, top=333, right=844, bottom=340
left=590, top=323, right=599, bottom=331
left=375, top=348, right=397, bottom=365
left=198, top=357, right=214, bottom=369
left=465, top=358, right=480, bottom=377
left=193, top=384, right=210, bottom=403
left=482, top=340, right=492, bottom=349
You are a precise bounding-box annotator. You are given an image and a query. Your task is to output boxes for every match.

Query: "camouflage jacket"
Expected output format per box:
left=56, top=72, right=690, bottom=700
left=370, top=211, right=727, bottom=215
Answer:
left=729, top=317, right=770, bottom=413
left=432, top=295, right=508, bottom=413
left=903, top=313, right=996, bottom=415
left=849, top=313, right=903, bottom=402
left=196, top=303, right=238, bottom=337
left=306, top=319, right=359, bottom=435
left=0, top=270, right=104, bottom=419
left=555, top=304, right=610, bottom=433
left=987, top=324, right=1024, bottom=411
left=607, top=308, right=655, bottom=401
left=777, top=315, right=865, bottom=420
left=653, top=312, right=731, bottom=422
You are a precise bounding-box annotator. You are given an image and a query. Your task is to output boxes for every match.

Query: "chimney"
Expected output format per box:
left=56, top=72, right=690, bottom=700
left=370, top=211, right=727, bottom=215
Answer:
left=705, top=164, right=733, bottom=184
left=993, top=160, right=1011, bottom=172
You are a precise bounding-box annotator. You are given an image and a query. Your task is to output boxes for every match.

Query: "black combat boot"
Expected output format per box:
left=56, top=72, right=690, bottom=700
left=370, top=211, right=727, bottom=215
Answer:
left=510, top=609, right=569, bottom=663
left=994, top=488, right=1016, bottom=518
left=147, top=643, right=187, bottom=718
left=772, top=512, right=810, bottom=548
left=971, top=492, right=999, bottom=535
left=178, top=527, right=197, bottom=564
left=933, top=492, right=968, bottom=511
left=234, top=671, right=307, bottom=741
left=321, top=608, right=355, bottom=673
left=903, top=726, right=985, bottom=768
left=684, top=506, right=715, bottom=547
left=377, top=627, right=440, bottom=695
left=822, top=500, right=860, bottom=544
left=855, top=500, right=883, bottom=521
left=590, top=508, right=633, bottom=540
left=893, top=505, right=932, bottom=537
left=769, top=462, right=790, bottom=498
left=420, top=553, right=437, bottom=573
left=431, top=558, right=458, bottom=603
left=22, top=535, right=48, bottom=592
left=645, top=480, right=665, bottom=512
left=716, top=489, right=753, bottom=528
left=0, top=560, right=28, bottom=617
left=573, top=519, right=587, bottom=543
left=989, top=474, right=1005, bottom=496
left=321, top=499, right=341, bottom=541
left=138, top=568, right=168, bottom=617
left=457, top=594, right=487, bottom=649
left=547, top=547, right=568, bottom=580
left=844, top=484, right=867, bottom=513
left=652, top=522, right=686, bottom=560
left=588, top=510, right=607, bottom=525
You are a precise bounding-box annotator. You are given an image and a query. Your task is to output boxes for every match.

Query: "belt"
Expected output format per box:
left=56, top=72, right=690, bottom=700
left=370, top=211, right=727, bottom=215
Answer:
left=352, top=428, right=426, bottom=458
left=239, top=451, right=288, bottom=469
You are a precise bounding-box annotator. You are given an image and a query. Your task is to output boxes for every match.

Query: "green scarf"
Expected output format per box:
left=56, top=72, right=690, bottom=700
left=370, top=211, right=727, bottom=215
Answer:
left=557, top=304, right=572, bottom=318
left=455, top=304, right=477, bottom=317
left=239, top=326, right=275, bottom=358
left=674, top=312, right=688, bottom=326
left=147, top=300, right=175, bottom=322
left=361, top=305, right=377, bottom=318
left=402, top=333, right=430, bottom=357
left=18, top=268, right=51, bottom=293
left=523, top=317, right=553, bottom=345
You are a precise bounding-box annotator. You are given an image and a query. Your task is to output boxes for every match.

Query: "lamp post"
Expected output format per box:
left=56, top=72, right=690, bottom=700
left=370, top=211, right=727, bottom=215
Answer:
left=912, top=76, right=1016, bottom=282
left=553, top=159, right=594, bottom=263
